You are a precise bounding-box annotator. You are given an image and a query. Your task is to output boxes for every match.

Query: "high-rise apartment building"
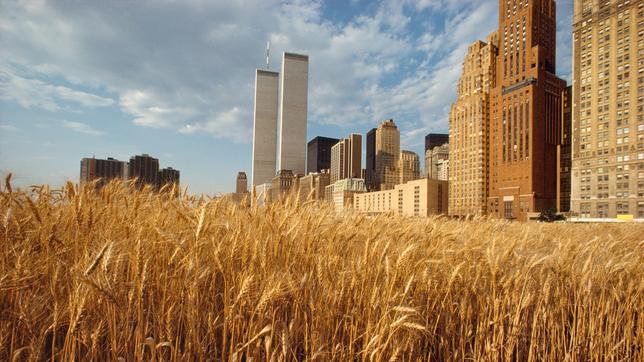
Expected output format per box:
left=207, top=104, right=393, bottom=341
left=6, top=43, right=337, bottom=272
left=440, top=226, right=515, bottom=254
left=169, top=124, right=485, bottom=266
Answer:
left=80, top=157, right=127, bottom=189
left=307, top=136, right=339, bottom=174
left=129, top=154, right=160, bottom=190
left=426, top=143, right=450, bottom=180
left=330, top=134, right=362, bottom=183
left=236, top=172, right=248, bottom=194
left=159, top=167, right=180, bottom=190
left=425, top=133, right=449, bottom=153
left=278, top=52, right=309, bottom=176
left=558, top=86, right=572, bottom=213
left=449, top=36, right=497, bottom=217
left=571, top=0, right=644, bottom=219
left=399, top=150, right=420, bottom=184
left=365, top=128, right=377, bottom=190
left=375, top=119, right=401, bottom=190
left=488, top=0, right=566, bottom=221
left=252, top=69, right=279, bottom=186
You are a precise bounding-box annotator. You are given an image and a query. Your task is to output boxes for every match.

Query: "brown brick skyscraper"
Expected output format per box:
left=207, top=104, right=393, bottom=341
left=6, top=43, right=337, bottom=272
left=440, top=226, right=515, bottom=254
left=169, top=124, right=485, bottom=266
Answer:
left=488, top=0, right=566, bottom=220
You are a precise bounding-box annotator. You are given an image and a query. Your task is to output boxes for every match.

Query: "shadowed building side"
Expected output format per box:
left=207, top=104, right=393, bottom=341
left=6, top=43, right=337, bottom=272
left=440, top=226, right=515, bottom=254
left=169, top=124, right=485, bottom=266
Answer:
left=307, top=136, right=339, bottom=174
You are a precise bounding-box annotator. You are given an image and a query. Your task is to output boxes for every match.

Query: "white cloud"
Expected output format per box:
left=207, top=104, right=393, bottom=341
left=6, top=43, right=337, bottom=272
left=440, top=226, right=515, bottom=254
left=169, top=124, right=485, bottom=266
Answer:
left=0, top=124, right=19, bottom=132
left=119, top=89, right=196, bottom=128
left=61, top=120, right=103, bottom=136
left=180, top=107, right=250, bottom=143
left=0, top=68, right=114, bottom=111
left=0, top=0, right=573, bottom=150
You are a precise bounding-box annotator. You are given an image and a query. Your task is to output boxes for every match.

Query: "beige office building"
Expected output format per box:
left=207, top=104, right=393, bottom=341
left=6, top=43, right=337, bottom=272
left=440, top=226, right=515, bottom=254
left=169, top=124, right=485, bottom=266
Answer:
left=375, top=119, right=401, bottom=190
left=354, top=178, right=449, bottom=217
left=330, top=134, right=362, bottom=183
left=271, top=169, right=299, bottom=201
left=298, top=171, right=330, bottom=202
left=449, top=36, right=497, bottom=217
left=252, top=69, right=279, bottom=186
left=399, top=150, right=420, bottom=184
left=425, top=143, right=450, bottom=180
left=571, top=0, right=644, bottom=219
left=278, top=52, right=309, bottom=176
left=325, top=178, right=367, bottom=211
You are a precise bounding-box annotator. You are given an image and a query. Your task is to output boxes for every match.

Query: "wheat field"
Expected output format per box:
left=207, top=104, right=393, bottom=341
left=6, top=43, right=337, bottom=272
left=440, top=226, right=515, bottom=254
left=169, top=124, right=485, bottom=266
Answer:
left=1, top=177, right=642, bottom=361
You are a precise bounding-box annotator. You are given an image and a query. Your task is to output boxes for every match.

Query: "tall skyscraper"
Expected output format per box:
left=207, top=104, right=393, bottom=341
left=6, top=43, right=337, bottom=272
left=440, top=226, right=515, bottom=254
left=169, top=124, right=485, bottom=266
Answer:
left=307, top=136, right=339, bottom=174
left=252, top=69, right=279, bottom=186
left=236, top=171, right=248, bottom=194
left=425, top=133, right=449, bottom=153
left=571, top=0, right=644, bottom=219
left=488, top=0, right=566, bottom=221
left=330, top=134, right=362, bottom=183
left=375, top=119, right=400, bottom=191
left=449, top=35, right=497, bottom=217
left=80, top=157, right=127, bottom=189
left=129, top=154, right=160, bottom=190
left=399, top=150, right=420, bottom=184
left=365, top=128, right=377, bottom=190
left=278, top=52, right=309, bottom=176
left=557, top=85, right=571, bottom=213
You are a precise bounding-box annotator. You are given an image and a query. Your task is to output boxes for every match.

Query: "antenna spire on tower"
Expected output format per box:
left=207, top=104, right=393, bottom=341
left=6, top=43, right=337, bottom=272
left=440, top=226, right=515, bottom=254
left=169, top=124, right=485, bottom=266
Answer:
left=266, top=41, right=270, bottom=70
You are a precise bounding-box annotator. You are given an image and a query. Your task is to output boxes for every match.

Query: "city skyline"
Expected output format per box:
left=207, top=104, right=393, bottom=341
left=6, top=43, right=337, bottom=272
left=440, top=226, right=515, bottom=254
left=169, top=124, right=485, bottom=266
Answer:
left=0, top=0, right=574, bottom=195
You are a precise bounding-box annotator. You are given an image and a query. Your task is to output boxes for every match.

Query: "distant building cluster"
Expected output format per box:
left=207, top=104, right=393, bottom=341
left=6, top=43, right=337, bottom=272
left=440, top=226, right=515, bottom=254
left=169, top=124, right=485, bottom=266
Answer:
left=80, top=154, right=179, bottom=192
left=232, top=0, right=644, bottom=221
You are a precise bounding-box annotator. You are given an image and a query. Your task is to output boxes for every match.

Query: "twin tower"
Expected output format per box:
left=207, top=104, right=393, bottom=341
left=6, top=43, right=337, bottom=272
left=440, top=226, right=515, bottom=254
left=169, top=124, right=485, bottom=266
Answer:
left=251, top=52, right=309, bottom=187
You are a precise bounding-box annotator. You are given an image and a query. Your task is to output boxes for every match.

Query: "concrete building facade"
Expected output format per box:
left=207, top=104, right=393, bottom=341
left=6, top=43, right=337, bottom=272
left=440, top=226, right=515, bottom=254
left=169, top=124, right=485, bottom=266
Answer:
left=278, top=52, right=309, bottom=176
left=375, top=119, right=401, bottom=191
left=252, top=69, right=279, bottom=186
left=353, top=178, right=449, bottom=217
left=271, top=169, right=298, bottom=201
left=80, top=157, right=127, bottom=189
left=129, top=154, right=160, bottom=190
left=330, top=134, right=362, bottom=183
left=159, top=167, right=180, bottom=192
left=298, top=171, right=330, bottom=202
left=558, top=86, right=572, bottom=213
left=399, top=150, right=420, bottom=184
left=236, top=172, right=248, bottom=194
left=437, top=159, right=450, bottom=181
left=325, top=178, right=366, bottom=211
left=307, top=136, right=339, bottom=174
left=449, top=36, right=497, bottom=217
left=488, top=0, right=567, bottom=221
left=426, top=143, right=450, bottom=180
left=571, top=0, right=644, bottom=219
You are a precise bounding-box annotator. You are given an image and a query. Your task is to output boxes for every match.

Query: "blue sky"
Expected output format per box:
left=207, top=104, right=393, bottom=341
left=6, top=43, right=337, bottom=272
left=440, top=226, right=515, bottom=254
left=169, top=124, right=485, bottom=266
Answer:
left=0, top=0, right=573, bottom=195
